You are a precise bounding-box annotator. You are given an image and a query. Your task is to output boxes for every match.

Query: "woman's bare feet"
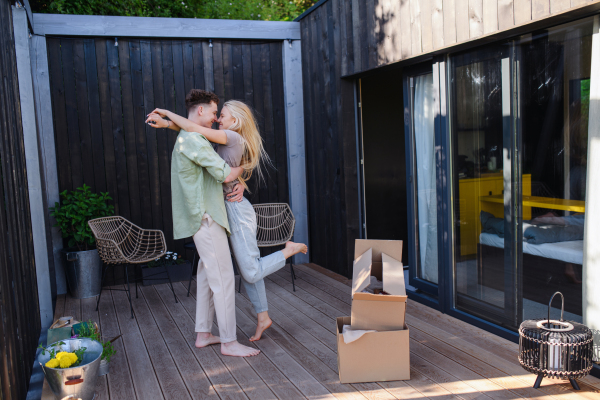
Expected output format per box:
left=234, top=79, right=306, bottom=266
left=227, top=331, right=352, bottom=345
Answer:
left=195, top=332, right=221, bottom=348
left=250, top=312, right=272, bottom=342
left=221, top=341, right=260, bottom=357
left=281, top=241, right=308, bottom=259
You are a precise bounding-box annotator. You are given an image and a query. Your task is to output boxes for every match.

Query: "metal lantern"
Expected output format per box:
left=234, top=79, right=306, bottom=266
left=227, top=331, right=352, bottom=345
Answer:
left=518, top=292, right=594, bottom=390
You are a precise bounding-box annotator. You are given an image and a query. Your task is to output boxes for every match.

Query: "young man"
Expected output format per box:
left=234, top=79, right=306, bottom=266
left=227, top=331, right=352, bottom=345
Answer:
left=166, top=89, right=259, bottom=357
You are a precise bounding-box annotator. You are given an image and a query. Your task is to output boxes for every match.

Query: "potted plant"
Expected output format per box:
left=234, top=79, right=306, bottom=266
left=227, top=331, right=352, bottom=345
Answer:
left=37, top=338, right=104, bottom=399
left=73, top=320, right=118, bottom=376
left=141, top=251, right=192, bottom=286
left=50, top=185, right=114, bottom=299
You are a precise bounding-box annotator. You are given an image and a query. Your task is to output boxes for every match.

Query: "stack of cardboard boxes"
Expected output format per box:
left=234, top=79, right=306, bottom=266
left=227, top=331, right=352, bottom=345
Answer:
left=336, top=239, right=410, bottom=383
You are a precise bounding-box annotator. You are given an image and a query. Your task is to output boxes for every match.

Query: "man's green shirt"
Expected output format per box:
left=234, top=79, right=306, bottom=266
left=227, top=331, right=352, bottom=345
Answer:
left=171, top=130, right=231, bottom=239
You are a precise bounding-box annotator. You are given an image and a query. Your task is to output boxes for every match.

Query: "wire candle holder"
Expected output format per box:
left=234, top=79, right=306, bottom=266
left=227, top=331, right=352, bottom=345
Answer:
left=518, top=291, right=594, bottom=390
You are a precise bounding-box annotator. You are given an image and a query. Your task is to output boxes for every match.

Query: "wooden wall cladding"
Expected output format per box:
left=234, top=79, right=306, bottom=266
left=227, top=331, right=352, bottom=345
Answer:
left=46, top=38, right=289, bottom=256
left=301, top=0, right=360, bottom=277
left=303, top=0, right=600, bottom=76
left=0, top=0, right=42, bottom=399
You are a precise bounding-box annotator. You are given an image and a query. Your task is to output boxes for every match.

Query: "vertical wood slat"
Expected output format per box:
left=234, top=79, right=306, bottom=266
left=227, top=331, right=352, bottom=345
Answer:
left=420, top=0, right=434, bottom=53
left=118, top=40, right=141, bottom=225
left=95, top=38, right=120, bottom=211
left=140, top=41, right=162, bottom=230
left=483, top=0, right=499, bottom=34
left=469, top=0, right=484, bottom=38
left=61, top=39, right=84, bottom=191
left=84, top=39, right=107, bottom=194
left=455, top=0, right=470, bottom=42
left=514, top=0, right=532, bottom=25
left=0, top=2, right=42, bottom=398
left=432, top=0, right=444, bottom=49
left=410, top=0, right=423, bottom=55
left=47, top=38, right=72, bottom=192
left=443, top=0, right=457, bottom=45
left=498, top=0, right=515, bottom=30
left=72, top=39, right=95, bottom=190
left=106, top=39, right=131, bottom=220
left=351, top=0, right=362, bottom=71
left=366, top=0, right=378, bottom=69
left=399, top=0, right=413, bottom=58
left=550, top=0, right=571, bottom=13
left=532, top=0, right=550, bottom=19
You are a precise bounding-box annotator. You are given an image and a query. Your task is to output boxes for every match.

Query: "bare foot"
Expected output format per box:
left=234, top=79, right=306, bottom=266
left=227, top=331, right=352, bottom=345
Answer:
left=195, top=332, right=221, bottom=348
left=250, top=313, right=272, bottom=342
left=282, top=241, right=308, bottom=259
left=221, top=340, right=260, bottom=357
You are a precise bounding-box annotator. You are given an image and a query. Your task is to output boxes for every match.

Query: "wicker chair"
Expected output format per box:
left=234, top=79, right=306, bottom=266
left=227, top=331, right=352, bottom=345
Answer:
left=253, top=203, right=297, bottom=291
left=88, top=216, right=170, bottom=318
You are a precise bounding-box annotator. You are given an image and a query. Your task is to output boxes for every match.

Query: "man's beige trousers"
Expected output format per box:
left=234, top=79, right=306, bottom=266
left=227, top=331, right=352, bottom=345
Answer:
left=192, top=213, right=237, bottom=343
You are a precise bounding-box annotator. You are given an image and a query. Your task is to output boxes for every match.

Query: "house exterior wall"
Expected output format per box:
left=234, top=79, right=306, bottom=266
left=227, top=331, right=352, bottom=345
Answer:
left=298, top=0, right=600, bottom=276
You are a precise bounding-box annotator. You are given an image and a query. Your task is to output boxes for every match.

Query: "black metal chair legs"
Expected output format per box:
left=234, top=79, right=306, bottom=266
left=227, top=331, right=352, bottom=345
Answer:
left=96, top=262, right=178, bottom=319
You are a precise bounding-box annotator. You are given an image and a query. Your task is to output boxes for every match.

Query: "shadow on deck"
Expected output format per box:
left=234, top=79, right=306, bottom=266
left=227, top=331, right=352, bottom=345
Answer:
left=43, top=264, right=600, bottom=399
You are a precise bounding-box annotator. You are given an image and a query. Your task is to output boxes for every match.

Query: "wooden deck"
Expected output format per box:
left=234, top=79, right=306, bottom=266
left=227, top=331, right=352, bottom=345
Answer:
left=43, top=264, right=600, bottom=400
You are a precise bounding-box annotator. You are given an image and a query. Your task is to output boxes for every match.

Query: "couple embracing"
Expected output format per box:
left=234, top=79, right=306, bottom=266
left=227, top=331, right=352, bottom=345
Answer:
left=146, top=90, right=307, bottom=357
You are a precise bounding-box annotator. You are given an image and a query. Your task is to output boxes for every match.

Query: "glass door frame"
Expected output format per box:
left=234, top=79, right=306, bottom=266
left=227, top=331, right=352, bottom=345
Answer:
left=403, top=61, right=446, bottom=298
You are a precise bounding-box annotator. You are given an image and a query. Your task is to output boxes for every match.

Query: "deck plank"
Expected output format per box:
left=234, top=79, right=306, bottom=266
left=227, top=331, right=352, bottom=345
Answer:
left=111, top=288, right=164, bottom=400
left=81, top=297, right=109, bottom=400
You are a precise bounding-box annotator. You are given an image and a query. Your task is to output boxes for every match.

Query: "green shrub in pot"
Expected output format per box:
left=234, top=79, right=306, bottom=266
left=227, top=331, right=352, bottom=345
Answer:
left=50, top=184, right=114, bottom=251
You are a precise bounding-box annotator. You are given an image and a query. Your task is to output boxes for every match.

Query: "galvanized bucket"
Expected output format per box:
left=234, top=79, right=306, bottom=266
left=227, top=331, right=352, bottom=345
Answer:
left=38, top=338, right=103, bottom=400
left=62, top=249, right=102, bottom=299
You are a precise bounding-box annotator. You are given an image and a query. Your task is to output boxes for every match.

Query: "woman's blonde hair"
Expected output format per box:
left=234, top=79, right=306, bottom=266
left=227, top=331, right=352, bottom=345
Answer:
left=223, top=100, right=270, bottom=190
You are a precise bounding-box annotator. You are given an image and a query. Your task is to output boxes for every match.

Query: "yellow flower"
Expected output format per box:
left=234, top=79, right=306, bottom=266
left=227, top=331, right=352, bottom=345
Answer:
left=45, top=358, right=60, bottom=368
left=46, top=352, right=79, bottom=369
left=59, top=353, right=78, bottom=368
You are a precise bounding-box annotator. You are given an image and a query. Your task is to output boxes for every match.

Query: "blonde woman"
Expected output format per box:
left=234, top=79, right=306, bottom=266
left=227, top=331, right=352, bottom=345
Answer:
left=146, top=99, right=307, bottom=341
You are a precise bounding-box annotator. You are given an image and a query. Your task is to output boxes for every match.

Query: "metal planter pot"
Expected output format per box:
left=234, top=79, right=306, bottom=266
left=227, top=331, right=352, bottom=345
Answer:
left=62, top=249, right=102, bottom=299
left=38, top=338, right=103, bottom=400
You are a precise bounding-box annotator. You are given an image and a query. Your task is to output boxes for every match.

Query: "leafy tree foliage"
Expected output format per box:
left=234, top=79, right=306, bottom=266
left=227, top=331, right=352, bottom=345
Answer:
left=30, top=0, right=317, bottom=21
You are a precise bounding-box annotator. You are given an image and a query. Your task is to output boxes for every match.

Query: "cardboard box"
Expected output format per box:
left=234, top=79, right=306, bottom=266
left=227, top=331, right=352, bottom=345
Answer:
left=351, top=240, right=407, bottom=331
left=337, top=316, right=410, bottom=383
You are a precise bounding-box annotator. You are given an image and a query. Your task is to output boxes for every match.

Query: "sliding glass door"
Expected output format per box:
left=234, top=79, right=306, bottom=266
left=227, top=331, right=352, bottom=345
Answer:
left=402, top=16, right=595, bottom=333
left=449, top=44, right=521, bottom=328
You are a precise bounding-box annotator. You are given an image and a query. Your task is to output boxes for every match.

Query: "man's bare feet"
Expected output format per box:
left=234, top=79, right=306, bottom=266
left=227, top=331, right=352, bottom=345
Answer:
left=250, top=312, right=272, bottom=342
left=221, top=340, right=260, bottom=357
left=281, top=241, right=308, bottom=259
left=195, top=332, right=221, bottom=348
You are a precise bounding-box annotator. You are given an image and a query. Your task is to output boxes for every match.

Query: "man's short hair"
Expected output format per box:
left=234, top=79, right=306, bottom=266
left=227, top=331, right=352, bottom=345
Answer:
left=185, top=89, right=219, bottom=113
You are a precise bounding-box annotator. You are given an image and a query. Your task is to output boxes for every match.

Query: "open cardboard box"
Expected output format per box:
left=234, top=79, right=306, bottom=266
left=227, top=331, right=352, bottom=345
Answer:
left=351, top=239, right=407, bottom=331
left=337, top=316, right=410, bottom=383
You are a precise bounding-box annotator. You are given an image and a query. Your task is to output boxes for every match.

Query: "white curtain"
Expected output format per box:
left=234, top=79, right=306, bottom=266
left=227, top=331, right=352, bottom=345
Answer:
left=414, top=74, right=438, bottom=284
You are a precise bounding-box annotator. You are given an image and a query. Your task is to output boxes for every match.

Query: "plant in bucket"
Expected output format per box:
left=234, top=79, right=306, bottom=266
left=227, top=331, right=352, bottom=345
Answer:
left=50, top=185, right=114, bottom=299
left=72, top=320, right=119, bottom=376
left=37, top=338, right=103, bottom=400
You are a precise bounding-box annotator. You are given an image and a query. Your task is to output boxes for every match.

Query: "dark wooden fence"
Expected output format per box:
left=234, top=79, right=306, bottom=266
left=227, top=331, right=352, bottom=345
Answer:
left=46, top=37, right=289, bottom=256
left=0, top=0, right=42, bottom=399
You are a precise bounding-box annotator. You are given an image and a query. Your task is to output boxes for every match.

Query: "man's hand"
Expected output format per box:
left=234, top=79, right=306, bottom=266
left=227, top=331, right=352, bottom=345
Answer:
left=227, top=183, right=244, bottom=203
left=145, top=113, right=169, bottom=128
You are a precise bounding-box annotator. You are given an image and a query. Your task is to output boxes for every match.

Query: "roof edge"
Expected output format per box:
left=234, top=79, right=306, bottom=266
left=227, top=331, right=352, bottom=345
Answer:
left=294, top=0, right=330, bottom=21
